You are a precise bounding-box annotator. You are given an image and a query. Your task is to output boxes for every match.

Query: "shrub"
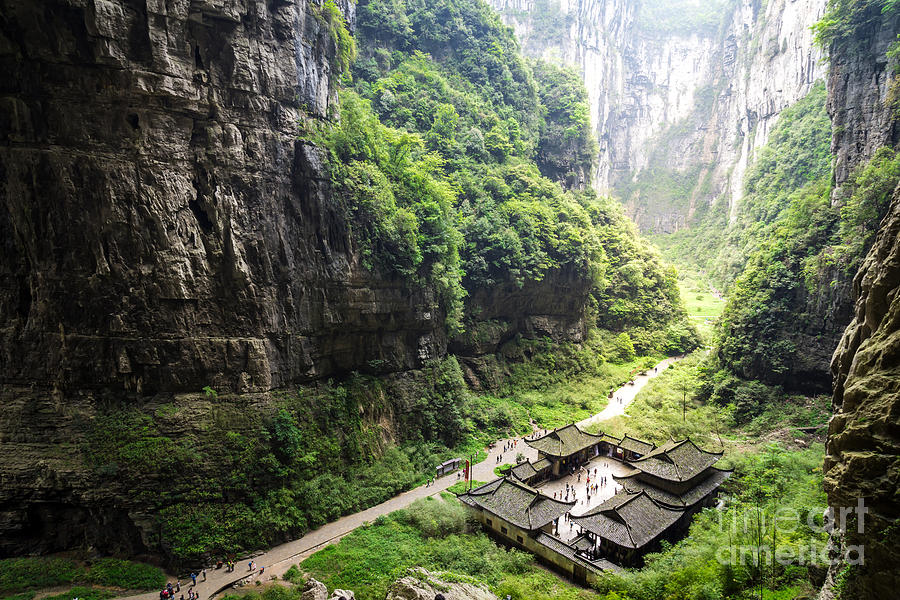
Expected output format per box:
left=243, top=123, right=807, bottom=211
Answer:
left=85, top=559, right=165, bottom=590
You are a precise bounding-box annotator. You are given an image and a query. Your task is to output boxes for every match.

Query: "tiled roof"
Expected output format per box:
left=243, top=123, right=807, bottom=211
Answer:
left=571, top=490, right=683, bottom=549
left=618, top=467, right=732, bottom=508
left=598, top=434, right=622, bottom=445
left=532, top=458, right=552, bottom=471
left=510, top=461, right=538, bottom=481
left=626, top=439, right=723, bottom=482
left=618, top=435, right=655, bottom=455
left=525, top=423, right=602, bottom=458
left=459, top=477, right=574, bottom=531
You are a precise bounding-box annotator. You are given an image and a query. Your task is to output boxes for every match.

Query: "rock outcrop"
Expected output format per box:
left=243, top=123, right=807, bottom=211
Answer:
left=386, top=569, right=497, bottom=600
left=489, top=0, right=826, bottom=231
left=301, top=578, right=329, bottom=600
left=0, top=0, right=596, bottom=559
left=823, top=6, right=900, bottom=599
left=823, top=182, right=900, bottom=600
left=827, top=9, right=900, bottom=189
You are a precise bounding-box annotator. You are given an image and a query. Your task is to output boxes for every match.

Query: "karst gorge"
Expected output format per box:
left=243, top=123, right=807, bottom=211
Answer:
left=0, top=0, right=898, bottom=599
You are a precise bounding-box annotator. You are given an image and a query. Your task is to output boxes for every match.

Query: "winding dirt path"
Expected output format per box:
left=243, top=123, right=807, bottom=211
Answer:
left=120, top=355, right=680, bottom=600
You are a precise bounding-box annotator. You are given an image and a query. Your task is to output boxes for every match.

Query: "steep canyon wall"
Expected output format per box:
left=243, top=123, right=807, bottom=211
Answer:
left=822, top=5, right=900, bottom=599
left=0, top=0, right=591, bottom=558
left=489, top=0, right=826, bottom=231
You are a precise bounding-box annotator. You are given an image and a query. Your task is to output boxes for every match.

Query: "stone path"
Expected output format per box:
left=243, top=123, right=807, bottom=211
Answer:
left=121, top=356, right=679, bottom=600
left=577, top=355, right=681, bottom=429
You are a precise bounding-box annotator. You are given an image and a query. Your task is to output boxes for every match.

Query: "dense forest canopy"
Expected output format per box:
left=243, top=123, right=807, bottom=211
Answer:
left=319, top=0, right=699, bottom=352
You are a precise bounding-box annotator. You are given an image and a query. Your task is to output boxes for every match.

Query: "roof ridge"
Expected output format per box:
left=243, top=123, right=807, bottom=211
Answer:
left=609, top=497, right=640, bottom=547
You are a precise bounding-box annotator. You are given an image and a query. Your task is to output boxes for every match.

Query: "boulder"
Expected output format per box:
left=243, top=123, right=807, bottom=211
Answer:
left=386, top=569, right=496, bottom=600
left=301, top=578, right=327, bottom=600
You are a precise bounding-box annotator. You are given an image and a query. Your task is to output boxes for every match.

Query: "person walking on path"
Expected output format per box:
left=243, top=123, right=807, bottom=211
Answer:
left=190, top=573, right=196, bottom=586
left=201, top=570, right=206, bottom=582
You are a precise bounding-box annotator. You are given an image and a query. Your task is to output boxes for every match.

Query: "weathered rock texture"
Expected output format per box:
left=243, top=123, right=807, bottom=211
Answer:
left=0, top=0, right=593, bottom=558
left=386, top=569, right=497, bottom=600
left=823, top=182, right=900, bottom=600
left=823, top=7, right=900, bottom=599
left=827, top=10, right=900, bottom=189
left=489, top=0, right=826, bottom=231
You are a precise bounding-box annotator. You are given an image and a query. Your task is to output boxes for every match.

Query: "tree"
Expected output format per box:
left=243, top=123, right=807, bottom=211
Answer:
left=670, top=367, right=695, bottom=422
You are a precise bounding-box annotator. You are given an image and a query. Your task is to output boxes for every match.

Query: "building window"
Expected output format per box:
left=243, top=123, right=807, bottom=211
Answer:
left=501, top=526, right=508, bottom=534
left=486, top=518, right=492, bottom=527
left=517, top=535, right=524, bottom=544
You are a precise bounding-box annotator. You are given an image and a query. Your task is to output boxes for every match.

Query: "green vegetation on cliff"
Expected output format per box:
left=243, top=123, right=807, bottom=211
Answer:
left=331, top=0, right=698, bottom=351
left=637, top=0, right=733, bottom=36
left=658, top=83, right=900, bottom=388
left=813, top=0, right=900, bottom=53
left=70, top=0, right=698, bottom=566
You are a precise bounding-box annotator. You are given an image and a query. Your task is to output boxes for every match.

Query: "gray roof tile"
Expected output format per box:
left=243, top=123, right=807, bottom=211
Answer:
left=626, top=439, right=723, bottom=482
left=571, top=490, right=684, bottom=549
left=525, top=423, right=602, bottom=458
left=459, top=477, right=574, bottom=531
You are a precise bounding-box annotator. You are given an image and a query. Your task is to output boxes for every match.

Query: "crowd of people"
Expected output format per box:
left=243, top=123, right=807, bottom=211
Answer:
left=157, top=560, right=271, bottom=600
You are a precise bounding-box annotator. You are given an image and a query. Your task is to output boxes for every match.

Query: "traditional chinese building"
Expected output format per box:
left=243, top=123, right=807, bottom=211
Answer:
left=458, top=477, right=614, bottom=585
left=460, top=435, right=732, bottom=578
left=615, top=438, right=731, bottom=511
left=570, top=489, right=684, bottom=566
left=524, top=423, right=603, bottom=477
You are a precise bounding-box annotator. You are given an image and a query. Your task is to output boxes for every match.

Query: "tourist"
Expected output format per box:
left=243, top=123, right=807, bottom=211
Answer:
left=202, top=570, right=206, bottom=582
left=190, top=573, right=197, bottom=586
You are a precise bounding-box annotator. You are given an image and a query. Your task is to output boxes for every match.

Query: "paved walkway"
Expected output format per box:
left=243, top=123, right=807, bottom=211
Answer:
left=577, top=355, right=681, bottom=429
left=123, top=356, right=679, bottom=600
left=537, top=456, right=633, bottom=542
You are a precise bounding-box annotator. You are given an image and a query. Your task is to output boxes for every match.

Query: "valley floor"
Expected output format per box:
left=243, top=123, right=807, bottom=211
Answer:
left=112, top=357, right=681, bottom=600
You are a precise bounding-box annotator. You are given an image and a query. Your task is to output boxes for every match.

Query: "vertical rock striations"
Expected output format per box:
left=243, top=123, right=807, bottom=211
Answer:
left=823, top=6, right=900, bottom=599
left=488, top=0, right=826, bottom=231
left=0, top=0, right=610, bottom=559
left=824, top=181, right=900, bottom=600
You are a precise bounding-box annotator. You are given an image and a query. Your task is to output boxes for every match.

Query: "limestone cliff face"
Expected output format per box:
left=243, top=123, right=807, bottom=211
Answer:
left=0, top=0, right=441, bottom=399
left=823, top=182, right=900, bottom=600
left=0, top=0, right=592, bottom=558
left=822, top=8, right=900, bottom=599
left=827, top=10, right=900, bottom=188
left=489, top=0, right=826, bottom=232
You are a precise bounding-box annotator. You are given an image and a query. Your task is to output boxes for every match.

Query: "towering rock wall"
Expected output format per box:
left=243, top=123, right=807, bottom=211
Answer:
left=488, top=0, right=826, bottom=231
left=823, top=7, right=900, bottom=599
left=0, top=0, right=594, bottom=558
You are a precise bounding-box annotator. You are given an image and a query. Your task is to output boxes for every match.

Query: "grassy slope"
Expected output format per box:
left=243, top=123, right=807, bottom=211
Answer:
left=297, top=496, right=596, bottom=600
left=676, top=269, right=726, bottom=344
left=0, top=558, right=165, bottom=600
